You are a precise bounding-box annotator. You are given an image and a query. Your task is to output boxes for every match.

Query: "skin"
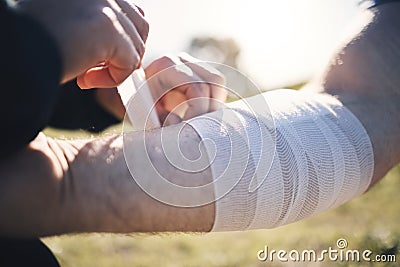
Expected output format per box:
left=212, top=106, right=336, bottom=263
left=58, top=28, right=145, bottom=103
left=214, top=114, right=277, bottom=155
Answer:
left=17, top=0, right=226, bottom=119
left=0, top=3, right=399, bottom=237
left=305, top=2, right=400, bottom=187
left=16, top=0, right=149, bottom=88
left=95, top=53, right=227, bottom=124
left=0, top=126, right=214, bottom=237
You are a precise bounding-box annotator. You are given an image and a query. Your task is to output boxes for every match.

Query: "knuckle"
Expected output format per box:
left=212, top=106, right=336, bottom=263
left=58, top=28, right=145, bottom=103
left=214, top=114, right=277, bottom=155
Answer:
left=99, top=6, right=119, bottom=27
left=132, top=53, right=141, bottom=68
left=136, top=39, right=145, bottom=57
left=145, top=55, right=174, bottom=77
left=122, top=50, right=140, bottom=72
left=155, top=55, right=176, bottom=68
left=142, top=19, right=150, bottom=36
left=197, top=83, right=210, bottom=96
left=136, top=18, right=149, bottom=42
left=135, top=14, right=149, bottom=41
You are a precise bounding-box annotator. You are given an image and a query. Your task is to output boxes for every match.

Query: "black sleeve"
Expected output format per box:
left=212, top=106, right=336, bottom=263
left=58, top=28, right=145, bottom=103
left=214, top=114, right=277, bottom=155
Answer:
left=48, top=81, right=120, bottom=133
left=0, top=1, right=61, bottom=158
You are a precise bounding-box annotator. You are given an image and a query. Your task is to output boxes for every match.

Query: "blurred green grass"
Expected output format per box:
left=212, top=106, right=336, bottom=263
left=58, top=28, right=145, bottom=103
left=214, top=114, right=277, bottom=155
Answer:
left=42, top=117, right=400, bottom=267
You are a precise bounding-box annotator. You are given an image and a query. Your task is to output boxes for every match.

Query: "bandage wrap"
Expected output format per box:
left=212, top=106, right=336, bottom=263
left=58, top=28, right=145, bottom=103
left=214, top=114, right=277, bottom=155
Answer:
left=187, top=89, right=374, bottom=231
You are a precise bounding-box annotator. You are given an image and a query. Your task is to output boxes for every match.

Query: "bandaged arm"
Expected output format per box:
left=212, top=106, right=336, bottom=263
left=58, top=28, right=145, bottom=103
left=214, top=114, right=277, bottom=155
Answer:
left=188, top=90, right=373, bottom=231
left=1, top=3, right=400, bottom=236
left=0, top=84, right=396, bottom=236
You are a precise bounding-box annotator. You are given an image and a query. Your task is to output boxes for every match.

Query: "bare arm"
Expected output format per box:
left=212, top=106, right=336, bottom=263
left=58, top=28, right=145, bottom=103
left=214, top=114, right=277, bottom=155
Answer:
left=305, top=2, right=400, bottom=187
left=1, top=3, right=400, bottom=237
left=0, top=125, right=214, bottom=238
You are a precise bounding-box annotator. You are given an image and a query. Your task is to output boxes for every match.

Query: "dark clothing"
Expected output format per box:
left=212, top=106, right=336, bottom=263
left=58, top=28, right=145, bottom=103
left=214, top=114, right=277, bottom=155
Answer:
left=0, top=1, right=119, bottom=266
left=0, top=1, right=61, bottom=266
left=0, top=0, right=61, bottom=159
left=48, top=81, right=120, bottom=133
left=374, top=0, right=400, bottom=5
left=0, top=1, right=119, bottom=160
left=0, top=238, right=60, bottom=267
left=361, top=0, right=400, bottom=8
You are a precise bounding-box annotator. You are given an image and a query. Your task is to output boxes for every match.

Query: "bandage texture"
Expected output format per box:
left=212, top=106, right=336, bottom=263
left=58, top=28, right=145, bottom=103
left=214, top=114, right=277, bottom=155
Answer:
left=187, top=89, right=374, bottom=231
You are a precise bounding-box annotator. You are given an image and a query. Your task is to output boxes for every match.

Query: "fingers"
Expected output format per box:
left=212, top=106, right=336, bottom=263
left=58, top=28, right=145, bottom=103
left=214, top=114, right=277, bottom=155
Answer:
left=145, top=55, right=212, bottom=118
left=178, top=53, right=227, bottom=111
left=78, top=1, right=148, bottom=89
left=145, top=54, right=226, bottom=121
left=114, top=6, right=145, bottom=59
left=161, top=90, right=188, bottom=117
left=156, top=105, right=182, bottom=127
left=178, top=52, right=226, bottom=87
left=182, top=83, right=211, bottom=120
left=108, top=0, right=148, bottom=57
left=115, top=0, right=149, bottom=42
left=145, top=55, right=202, bottom=99
left=209, top=84, right=228, bottom=111
left=77, top=10, right=139, bottom=89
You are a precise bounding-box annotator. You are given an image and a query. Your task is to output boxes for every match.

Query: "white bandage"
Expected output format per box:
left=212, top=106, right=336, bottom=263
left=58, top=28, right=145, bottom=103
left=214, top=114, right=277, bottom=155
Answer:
left=187, top=89, right=374, bottom=231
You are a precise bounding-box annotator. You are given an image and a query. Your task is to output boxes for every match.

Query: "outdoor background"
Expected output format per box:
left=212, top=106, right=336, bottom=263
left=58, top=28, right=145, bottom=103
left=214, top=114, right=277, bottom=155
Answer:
left=43, top=0, right=400, bottom=266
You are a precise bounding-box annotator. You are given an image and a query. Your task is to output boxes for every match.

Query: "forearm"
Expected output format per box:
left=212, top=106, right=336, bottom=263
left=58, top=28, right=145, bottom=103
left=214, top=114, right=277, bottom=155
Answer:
left=0, top=126, right=214, bottom=237
left=304, top=2, right=400, bottom=186
left=3, top=4, right=399, bottom=237
left=71, top=124, right=215, bottom=233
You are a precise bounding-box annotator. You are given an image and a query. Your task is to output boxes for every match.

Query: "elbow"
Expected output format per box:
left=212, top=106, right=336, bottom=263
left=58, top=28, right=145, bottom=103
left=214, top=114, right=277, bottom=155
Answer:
left=0, top=134, right=67, bottom=237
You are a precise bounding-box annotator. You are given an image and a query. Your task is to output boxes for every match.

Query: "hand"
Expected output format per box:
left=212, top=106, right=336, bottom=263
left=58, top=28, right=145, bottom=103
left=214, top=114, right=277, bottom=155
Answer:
left=145, top=53, right=227, bottom=125
left=16, top=0, right=149, bottom=88
left=81, top=54, right=227, bottom=125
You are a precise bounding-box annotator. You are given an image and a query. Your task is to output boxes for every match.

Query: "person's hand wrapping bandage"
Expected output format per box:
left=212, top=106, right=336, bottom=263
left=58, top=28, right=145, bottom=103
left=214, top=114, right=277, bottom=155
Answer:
left=145, top=53, right=227, bottom=126
left=17, top=0, right=149, bottom=88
